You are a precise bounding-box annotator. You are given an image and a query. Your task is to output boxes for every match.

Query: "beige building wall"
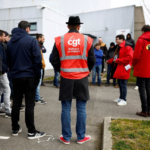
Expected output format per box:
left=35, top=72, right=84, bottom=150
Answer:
left=134, top=6, right=145, bottom=42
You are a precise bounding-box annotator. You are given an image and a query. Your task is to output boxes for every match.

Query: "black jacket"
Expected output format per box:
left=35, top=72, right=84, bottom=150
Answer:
left=106, top=46, right=116, bottom=60
left=7, top=28, right=42, bottom=79
left=126, top=33, right=135, bottom=50
left=0, top=42, right=8, bottom=74
left=51, top=29, right=95, bottom=72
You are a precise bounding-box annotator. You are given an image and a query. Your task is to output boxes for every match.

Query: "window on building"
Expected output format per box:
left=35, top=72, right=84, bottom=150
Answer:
left=30, top=23, right=37, bottom=31
left=30, top=34, right=37, bottom=38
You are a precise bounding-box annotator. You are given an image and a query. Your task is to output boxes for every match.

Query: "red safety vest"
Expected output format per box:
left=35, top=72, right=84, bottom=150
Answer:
left=55, top=32, right=93, bottom=79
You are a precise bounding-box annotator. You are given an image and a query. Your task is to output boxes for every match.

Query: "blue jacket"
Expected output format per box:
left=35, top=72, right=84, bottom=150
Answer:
left=0, top=42, right=8, bottom=74
left=94, top=48, right=103, bottom=66
left=7, top=28, right=42, bottom=79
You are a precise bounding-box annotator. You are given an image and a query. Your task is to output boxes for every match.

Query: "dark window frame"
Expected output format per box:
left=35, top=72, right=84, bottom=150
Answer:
left=30, top=22, right=37, bottom=31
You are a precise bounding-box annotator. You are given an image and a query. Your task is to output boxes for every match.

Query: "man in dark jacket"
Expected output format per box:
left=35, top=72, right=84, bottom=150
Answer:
left=51, top=16, right=95, bottom=144
left=105, top=42, right=117, bottom=86
left=126, top=33, right=135, bottom=50
left=0, top=30, right=11, bottom=118
left=7, top=21, right=45, bottom=139
left=133, top=25, right=150, bottom=117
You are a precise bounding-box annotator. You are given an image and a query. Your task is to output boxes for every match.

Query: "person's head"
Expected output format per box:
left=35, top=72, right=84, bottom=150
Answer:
left=66, top=16, right=83, bottom=31
left=127, top=33, right=131, bottom=39
left=0, top=30, right=6, bottom=43
left=98, top=37, right=102, bottom=44
left=116, top=34, right=125, bottom=45
left=18, top=21, right=31, bottom=33
left=141, top=25, right=150, bottom=33
left=36, top=33, right=45, bottom=45
left=110, top=42, right=115, bottom=48
left=68, top=24, right=80, bottom=31
left=4, top=31, right=10, bottom=42
left=94, top=43, right=101, bottom=50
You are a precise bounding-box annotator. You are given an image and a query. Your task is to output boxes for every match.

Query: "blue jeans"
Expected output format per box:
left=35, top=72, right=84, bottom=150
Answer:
left=92, top=64, right=102, bottom=85
left=35, top=69, right=43, bottom=101
left=107, top=64, right=116, bottom=85
left=61, top=100, right=87, bottom=141
left=54, top=69, right=60, bottom=87
left=118, top=79, right=128, bottom=101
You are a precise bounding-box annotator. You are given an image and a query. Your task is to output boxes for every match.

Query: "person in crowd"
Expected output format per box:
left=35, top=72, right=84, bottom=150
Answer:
left=105, top=42, right=117, bottom=87
left=36, top=34, right=46, bottom=86
left=35, top=34, right=47, bottom=104
left=98, top=37, right=107, bottom=75
left=92, top=43, right=103, bottom=86
left=51, top=16, right=95, bottom=144
left=133, top=25, right=150, bottom=117
left=7, top=21, right=45, bottom=139
left=0, top=30, right=11, bottom=118
left=49, top=53, right=60, bottom=88
left=106, top=34, right=133, bottom=106
left=126, top=33, right=135, bottom=50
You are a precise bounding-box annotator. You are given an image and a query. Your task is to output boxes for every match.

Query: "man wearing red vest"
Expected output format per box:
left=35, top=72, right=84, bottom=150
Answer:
left=133, top=25, right=150, bottom=117
left=51, top=16, right=95, bottom=144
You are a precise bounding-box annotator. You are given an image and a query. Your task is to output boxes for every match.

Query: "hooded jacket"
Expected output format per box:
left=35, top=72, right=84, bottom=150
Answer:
left=0, top=41, right=8, bottom=74
left=108, top=41, right=133, bottom=79
left=133, top=31, right=150, bottom=78
left=126, top=33, right=135, bottom=50
left=7, top=28, right=42, bottom=79
left=106, top=43, right=116, bottom=60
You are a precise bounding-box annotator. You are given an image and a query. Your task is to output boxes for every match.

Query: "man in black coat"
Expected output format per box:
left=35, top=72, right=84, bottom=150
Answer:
left=7, top=21, right=45, bottom=139
left=51, top=16, right=95, bottom=144
left=126, top=33, right=135, bottom=50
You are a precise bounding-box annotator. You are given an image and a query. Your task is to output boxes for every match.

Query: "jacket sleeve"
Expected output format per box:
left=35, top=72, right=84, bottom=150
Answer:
left=95, top=50, right=103, bottom=58
left=132, top=39, right=135, bottom=50
left=133, top=39, right=144, bottom=66
left=87, top=45, right=96, bottom=71
left=103, top=44, right=108, bottom=56
left=51, top=43, right=61, bottom=72
left=115, top=46, right=133, bottom=65
left=108, top=58, right=114, bottom=64
left=31, top=39, right=42, bottom=78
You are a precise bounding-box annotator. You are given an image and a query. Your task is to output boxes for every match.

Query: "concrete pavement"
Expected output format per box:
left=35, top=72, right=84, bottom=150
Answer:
left=0, top=82, right=149, bottom=150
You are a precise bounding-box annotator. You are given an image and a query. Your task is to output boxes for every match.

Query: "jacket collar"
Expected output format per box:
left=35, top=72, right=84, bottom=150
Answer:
left=119, top=40, right=126, bottom=48
left=68, top=29, right=79, bottom=33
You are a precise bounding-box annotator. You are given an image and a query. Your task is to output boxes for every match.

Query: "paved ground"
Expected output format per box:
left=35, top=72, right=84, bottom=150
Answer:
left=0, top=73, right=150, bottom=150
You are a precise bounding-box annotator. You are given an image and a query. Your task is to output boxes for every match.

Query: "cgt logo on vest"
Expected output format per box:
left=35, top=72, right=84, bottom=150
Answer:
left=68, top=36, right=81, bottom=47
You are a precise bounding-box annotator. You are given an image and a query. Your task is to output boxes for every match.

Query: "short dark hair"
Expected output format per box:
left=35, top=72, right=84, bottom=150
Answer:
left=18, top=21, right=31, bottom=30
left=68, top=24, right=80, bottom=30
left=94, top=43, right=100, bottom=47
left=141, top=25, right=150, bottom=32
left=116, top=34, right=125, bottom=40
left=0, top=30, right=5, bottom=36
left=36, top=33, right=44, bottom=39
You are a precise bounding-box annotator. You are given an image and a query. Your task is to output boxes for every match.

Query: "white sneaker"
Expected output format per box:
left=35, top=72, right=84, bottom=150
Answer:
left=114, top=98, right=121, bottom=103
left=134, top=86, right=139, bottom=90
left=117, top=100, right=127, bottom=106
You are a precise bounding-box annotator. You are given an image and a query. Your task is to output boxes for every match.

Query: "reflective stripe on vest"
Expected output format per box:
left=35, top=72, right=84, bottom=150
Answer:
left=61, top=68, right=89, bottom=72
left=60, top=35, right=88, bottom=61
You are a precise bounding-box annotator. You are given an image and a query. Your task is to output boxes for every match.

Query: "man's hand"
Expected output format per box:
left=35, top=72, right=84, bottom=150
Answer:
left=113, top=59, right=116, bottom=63
left=106, top=60, right=109, bottom=64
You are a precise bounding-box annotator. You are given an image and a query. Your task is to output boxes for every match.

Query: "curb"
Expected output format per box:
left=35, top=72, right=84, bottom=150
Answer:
left=102, top=117, right=112, bottom=150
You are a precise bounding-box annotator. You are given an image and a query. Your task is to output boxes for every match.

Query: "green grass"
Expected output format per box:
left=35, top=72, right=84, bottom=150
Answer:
left=43, top=76, right=54, bottom=81
left=109, top=119, right=150, bottom=150
left=128, top=67, right=136, bottom=83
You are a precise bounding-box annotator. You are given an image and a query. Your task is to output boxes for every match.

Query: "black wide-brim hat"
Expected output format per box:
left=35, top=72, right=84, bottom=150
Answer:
left=66, top=16, right=83, bottom=25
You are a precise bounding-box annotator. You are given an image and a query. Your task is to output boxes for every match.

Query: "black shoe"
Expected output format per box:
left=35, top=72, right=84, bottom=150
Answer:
left=12, top=127, right=22, bottom=136
left=5, top=113, right=11, bottom=118
left=35, top=100, right=47, bottom=104
left=28, top=131, right=46, bottom=140
left=20, top=108, right=25, bottom=112
left=21, top=104, right=25, bottom=108
left=0, top=111, right=6, bottom=116
left=41, top=83, right=45, bottom=86
left=105, top=84, right=109, bottom=87
left=41, top=97, right=44, bottom=100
